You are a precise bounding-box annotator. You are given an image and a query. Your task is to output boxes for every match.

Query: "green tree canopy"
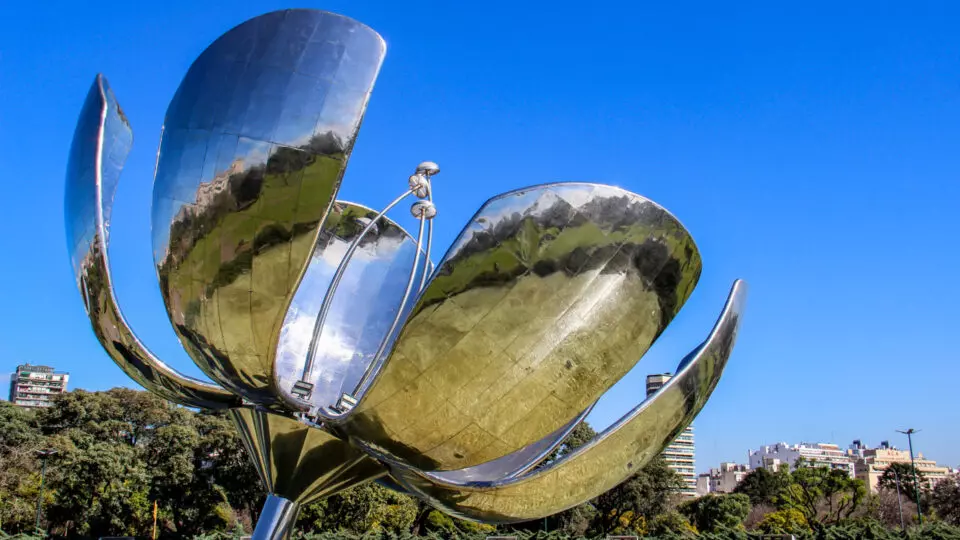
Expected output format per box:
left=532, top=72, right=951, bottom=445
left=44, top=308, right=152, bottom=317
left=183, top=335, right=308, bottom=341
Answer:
left=931, top=474, right=960, bottom=526
left=678, top=493, right=751, bottom=533
left=878, top=462, right=928, bottom=506
left=778, top=461, right=867, bottom=530
left=733, top=466, right=791, bottom=506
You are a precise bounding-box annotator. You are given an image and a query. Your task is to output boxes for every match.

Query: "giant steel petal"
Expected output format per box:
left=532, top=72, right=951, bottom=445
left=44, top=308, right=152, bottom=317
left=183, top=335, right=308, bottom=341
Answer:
left=273, top=201, right=433, bottom=412
left=387, top=280, right=747, bottom=522
left=64, top=74, right=239, bottom=409
left=150, top=9, right=385, bottom=408
left=342, top=182, right=703, bottom=471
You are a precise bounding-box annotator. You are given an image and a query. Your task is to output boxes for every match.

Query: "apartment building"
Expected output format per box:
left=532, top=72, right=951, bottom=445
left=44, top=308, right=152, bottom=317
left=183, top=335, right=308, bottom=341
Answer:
left=749, top=442, right=855, bottom=478
left=696, top=462, right=750, bottom=496
left=646, top=373, right=696, bottom=497
left=8, top=364, right=69, bottom=408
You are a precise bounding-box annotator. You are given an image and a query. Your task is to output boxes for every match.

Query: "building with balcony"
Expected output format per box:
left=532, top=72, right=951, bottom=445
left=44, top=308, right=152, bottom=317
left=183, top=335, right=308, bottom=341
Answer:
left=850, top=440, right=949, bottom=492
left=8, top=364, right=69, bottom=408
left=696, top=462, right=750, bottom=496
left=749, top=442, right=855, bottom=478
left=646, top=373, right=696, bottom=498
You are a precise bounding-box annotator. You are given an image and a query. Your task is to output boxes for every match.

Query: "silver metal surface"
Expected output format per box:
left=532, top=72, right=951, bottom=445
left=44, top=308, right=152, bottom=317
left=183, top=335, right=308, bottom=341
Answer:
left=65, top=74, right=240, bottom=410
left=151, top=9, right=386, bottom=409
left=297, top=191, right=417, bottom=398
left=252, top=495, right=300, bottom=540
left=65, top=7, right=748, bottom=537
left=229, top=407, right=385, bottom=505
left=275, top=201, right=433, bottom=413
left=341, top=183, right=703, bottom=471
left=384, top=280, right=747, bottom=521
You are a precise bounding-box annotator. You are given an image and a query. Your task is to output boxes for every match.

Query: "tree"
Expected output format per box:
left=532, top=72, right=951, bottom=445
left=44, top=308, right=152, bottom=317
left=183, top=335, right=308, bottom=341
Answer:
left=779, top=462, right=867, bottom=530
left=878, top=462, right=927, bottom=508
left=931, top=474, right=960, bottom=526
left=756, top=508, right=811, bottom=536
left=0, top=403, right=43, bottom=533
left=590, top=456, right=686, bottom=535
left=298, top=482, right=418, bottom=535
left=870, top=487, right=918, bottom=528
left=647, top=510, right=697, bottom=538
left=678, top=493, right=751, bottom=533
left=195, top=412, right=263, bottom=525
left=45, top=441, right=151, bottom=537
left=146, top=424, right=230, bottom=537
left=733, top=466, right=791, bottom=506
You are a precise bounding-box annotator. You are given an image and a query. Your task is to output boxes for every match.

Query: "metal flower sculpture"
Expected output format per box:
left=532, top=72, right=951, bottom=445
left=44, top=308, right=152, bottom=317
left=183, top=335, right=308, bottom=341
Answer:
left=65, top=8, right=747, bottom=539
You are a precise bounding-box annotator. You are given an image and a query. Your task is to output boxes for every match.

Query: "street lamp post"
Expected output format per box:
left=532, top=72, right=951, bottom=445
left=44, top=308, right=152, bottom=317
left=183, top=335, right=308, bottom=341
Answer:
left=892, top=467, right=905, bottom=530
left=34, top=449, right=58, bottom=531
left=896, top=429, right=923, bottom=525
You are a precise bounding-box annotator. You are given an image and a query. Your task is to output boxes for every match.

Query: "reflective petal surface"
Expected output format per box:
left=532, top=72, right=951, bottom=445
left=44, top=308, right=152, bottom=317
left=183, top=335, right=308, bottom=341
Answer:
left=274, top=201, right=432, bottom=412
left=151, top=9, right=385, bottom=409
left=64, top=75, right=239, bottom=409
left=230, top=407, right=385, bottom=504
left=345, top=183, right=703, bottom=471
left=387, top=280, right=746, bottom=522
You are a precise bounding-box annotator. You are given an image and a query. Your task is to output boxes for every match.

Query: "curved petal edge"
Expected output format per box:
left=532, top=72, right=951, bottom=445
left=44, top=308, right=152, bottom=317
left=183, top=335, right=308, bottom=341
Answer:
left=64, top=74, right=239, bottom=409
left=384, top=279, right=747, bottom=522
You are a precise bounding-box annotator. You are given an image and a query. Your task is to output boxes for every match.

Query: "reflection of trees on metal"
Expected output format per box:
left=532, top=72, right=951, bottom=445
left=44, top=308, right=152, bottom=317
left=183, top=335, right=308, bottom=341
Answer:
left=63, top=8, right=747, bottom=539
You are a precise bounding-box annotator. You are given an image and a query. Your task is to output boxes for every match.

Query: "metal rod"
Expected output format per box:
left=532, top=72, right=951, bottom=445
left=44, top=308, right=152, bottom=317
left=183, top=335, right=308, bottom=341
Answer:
left=299, top=189, right=414, bottom=385
left=35, top=456, right=47, bottom=531
left=353, top=214, right=427, bottom=398
left=898, top=429, right=924, bottom=524
left=418, top=184, right=434, bottom=292
left=893, top=468, right=905, bottom=530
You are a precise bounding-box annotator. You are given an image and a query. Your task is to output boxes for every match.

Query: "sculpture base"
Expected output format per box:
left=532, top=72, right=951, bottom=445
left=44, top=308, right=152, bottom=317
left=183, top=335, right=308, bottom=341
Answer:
left=252, top=494, right=300, bottom=540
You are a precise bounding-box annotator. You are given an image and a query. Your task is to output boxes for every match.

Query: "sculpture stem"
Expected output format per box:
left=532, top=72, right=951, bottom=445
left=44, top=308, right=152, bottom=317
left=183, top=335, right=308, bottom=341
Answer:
left=252, top=494, right=300, bottom=540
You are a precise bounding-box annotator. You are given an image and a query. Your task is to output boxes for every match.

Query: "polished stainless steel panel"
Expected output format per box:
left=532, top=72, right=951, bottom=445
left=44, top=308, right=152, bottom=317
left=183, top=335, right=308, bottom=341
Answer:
left=152, top=9, right=385, bottom=409
left=65, top=8, right=748, bottom=536
left=422, top=404, right=594, bottom=485
left=274, top=201, right=431, bottom=412
left=64, top=74, right=239, bottom=409
left=343, top=183, right=702, bottom=471
left=385, top=280, right=746, bottom=522
left=229, top=407, right=385, bottom=504
left=252, top=495, right=300, bottom=540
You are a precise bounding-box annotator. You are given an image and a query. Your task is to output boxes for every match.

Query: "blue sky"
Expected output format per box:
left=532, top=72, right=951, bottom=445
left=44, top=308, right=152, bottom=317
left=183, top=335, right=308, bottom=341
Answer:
left=1, top=1, right=958, bottom=473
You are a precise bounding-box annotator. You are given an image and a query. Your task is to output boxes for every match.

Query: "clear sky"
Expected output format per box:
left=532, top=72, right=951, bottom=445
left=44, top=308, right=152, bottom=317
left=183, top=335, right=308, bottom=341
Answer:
left=1, top=1, right=958, bottom=474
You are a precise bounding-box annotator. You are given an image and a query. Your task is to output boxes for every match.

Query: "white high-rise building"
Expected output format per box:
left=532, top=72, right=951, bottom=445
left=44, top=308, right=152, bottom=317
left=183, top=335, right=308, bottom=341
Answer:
left=749, top=442, right=855, bottom=478
left=646, top=373, right=696, bottom=498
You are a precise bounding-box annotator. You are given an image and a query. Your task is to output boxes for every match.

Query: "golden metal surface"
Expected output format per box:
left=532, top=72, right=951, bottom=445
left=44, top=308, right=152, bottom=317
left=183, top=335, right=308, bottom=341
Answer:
left=230, top=407, right=386, bottom=504
left=151, top=10, right=386, bottom=409
left=386, top=280, right=746, bottom=522
left=65, top=74, right=240, bottom=409
left=344, top=183, right=702, bottom=471
left=65, top=10, right=749, bottom=536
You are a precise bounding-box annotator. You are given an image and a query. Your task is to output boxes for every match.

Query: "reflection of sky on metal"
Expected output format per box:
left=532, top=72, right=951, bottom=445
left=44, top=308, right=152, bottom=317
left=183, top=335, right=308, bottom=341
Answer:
left=276, top=204, right=431, bottom=411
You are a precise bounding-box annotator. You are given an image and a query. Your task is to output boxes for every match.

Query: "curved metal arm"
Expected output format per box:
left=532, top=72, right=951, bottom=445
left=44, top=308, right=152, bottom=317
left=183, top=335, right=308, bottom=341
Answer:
left=299, top=188, right=415, bottom=387
left=383, top=279, right=747, bottom=522
left=64, top=74, right=239, bottom=409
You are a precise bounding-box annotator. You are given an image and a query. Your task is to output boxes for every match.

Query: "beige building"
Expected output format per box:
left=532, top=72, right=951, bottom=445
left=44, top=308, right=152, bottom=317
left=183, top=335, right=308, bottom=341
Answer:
left=646, top=373, right=696, bottom=498
left=851, top=441, right=949, bottom=492
left=696, top=462, right=750, bottom=496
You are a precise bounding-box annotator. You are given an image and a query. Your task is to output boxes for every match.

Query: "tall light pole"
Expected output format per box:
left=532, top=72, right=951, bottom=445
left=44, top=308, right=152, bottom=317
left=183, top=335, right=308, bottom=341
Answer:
left=34, top=449, right=58, bottom=531
left=896, top=429, right=923, bottom=525
left=892, top=467, right=905, bottom=530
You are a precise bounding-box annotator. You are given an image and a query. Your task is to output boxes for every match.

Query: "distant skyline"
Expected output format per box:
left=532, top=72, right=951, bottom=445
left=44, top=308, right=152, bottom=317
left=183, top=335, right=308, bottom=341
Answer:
left=1, top=1, right=958, bottom=473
